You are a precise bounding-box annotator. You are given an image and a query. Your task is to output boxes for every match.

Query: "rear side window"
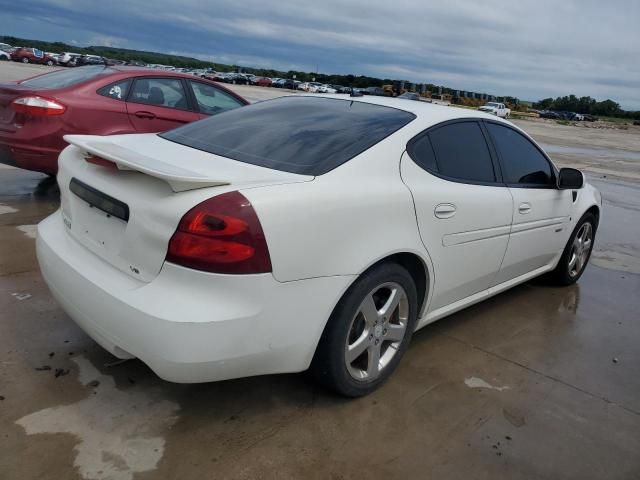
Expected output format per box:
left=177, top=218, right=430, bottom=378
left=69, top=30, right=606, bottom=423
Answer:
left=189, top=81, right=244, bottom=115
left=486, top=123, right=554, bottom=186
left=410, top=121, right=496, bottom=183
left=160, top=96, right=415, bottom=175
left=129, top=78, right=189, bottom=110
left=97, top=79, right=130, bottom=101
left=21, top=66, right=116, bottom=88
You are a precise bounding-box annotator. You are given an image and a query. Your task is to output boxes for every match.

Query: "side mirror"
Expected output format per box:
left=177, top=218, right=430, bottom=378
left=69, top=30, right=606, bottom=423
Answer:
left=558, top=168, right=584, bottom=189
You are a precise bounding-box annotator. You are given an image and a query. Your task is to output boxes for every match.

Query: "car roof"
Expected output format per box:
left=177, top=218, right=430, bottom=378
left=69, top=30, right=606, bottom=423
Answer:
left=312, top=94, right=510, bottom=125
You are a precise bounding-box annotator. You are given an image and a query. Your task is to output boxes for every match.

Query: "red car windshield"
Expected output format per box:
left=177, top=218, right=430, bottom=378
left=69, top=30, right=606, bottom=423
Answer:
left=21, top=66, right=116, bottom=89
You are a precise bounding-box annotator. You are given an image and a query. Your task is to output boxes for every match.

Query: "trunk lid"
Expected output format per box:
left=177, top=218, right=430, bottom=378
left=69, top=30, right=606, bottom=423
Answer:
left=57, top=133, right=312, bottom=282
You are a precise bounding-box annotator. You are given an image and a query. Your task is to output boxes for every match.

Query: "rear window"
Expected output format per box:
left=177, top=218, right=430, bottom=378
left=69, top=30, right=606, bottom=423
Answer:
left=160, top=96, right=415, bottom=175
left=21, top=66, right=116, bottom=89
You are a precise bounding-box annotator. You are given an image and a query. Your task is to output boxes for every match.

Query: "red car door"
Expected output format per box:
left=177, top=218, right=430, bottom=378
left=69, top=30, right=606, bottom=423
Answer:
left=125, top=77, right=200, bottom=132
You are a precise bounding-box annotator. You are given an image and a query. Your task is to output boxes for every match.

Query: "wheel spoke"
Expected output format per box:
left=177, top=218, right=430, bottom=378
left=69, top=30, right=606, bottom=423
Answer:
left=385, top=323, right=406, bottom=342
left=359, top=294, right=380, bottom=326
left=366, top=342, right=381, bottom=377
left=583, top=238, right=592, bottom=251
left=575, top=254, right=584, bottom=272
left=379, top=287, right=401, bottom=320
left=568, top=253, right=577, bottom=270
left=347, top=333, right=371, bottom=363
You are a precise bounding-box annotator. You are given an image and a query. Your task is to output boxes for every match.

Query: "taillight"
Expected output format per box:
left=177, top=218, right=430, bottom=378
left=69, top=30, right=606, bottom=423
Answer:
left=12, top=96, right=66, bottom=116
left=166, top=191, right=272, bottom=274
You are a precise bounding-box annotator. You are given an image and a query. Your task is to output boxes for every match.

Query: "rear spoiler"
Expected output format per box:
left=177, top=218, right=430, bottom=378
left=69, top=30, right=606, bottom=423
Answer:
left=64, top=135, right=230, bottom=192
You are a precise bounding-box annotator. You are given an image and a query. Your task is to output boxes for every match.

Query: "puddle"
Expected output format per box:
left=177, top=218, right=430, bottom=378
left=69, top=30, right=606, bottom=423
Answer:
left=16, top=356, right=180, bottom=480
left=539, top=144, right=640, bottom=162
left=17, top=224, right=37, bottom=239
left=0, top=203, right=18, bottom=215
left=464, top=377, right=510, bottom=391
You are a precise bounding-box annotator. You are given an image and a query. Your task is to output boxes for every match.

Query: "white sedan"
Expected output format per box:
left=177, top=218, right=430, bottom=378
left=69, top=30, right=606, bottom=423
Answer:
left=37, top=95, right=601, bottom=396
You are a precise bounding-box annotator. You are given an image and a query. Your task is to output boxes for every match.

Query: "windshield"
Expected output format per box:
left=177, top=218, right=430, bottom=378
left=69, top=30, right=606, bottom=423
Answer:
left=486, top=102, right=500, bottom=107
left=160, top=96, right=415, bottom=175
left=21, top=66, right=115, bottom=89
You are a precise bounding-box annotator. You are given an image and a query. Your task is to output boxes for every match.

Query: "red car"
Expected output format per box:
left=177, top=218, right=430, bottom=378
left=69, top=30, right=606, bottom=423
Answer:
left=255, top=77, right=273, bottom=87
left=11, top=47, right=57, bottom=66
left=0, top=66, right=249, bottom=175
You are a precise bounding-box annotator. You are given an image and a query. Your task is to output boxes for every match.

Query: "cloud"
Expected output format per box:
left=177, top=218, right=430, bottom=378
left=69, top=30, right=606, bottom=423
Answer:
left=1, top=0, right=639, bottom=108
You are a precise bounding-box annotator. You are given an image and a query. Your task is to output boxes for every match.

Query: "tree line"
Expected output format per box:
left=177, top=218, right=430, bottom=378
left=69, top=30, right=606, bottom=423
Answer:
left=533, top=95, right=639, bottom=120
left=3, top=35, right=638, bottom=119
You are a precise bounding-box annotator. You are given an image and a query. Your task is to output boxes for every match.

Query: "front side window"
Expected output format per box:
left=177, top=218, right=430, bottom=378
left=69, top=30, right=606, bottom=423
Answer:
left=97, top=79, right=131, bottom=101
left=129, top=78, right=189, bottom=110
left=486, top=123, right=554, bottom=186
left=189, top=81, right=244, bottom=115
left=413, top=121, right=496, bottom=183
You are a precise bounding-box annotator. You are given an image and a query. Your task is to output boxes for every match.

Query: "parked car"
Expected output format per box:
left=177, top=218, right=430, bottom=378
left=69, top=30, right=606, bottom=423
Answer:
left=317, top=84, right=337, bottom=94
left=35, top=95, right=600, bottom=396
left=582, top=114, right=598, bottom=122
left=306, top=82, right=324, bottom=93
left=539, top=110, right=560, bottom=119
left=0, top=65, right=249, bottom=175
left=0, top=42, right=14, bottom=53
left=75, top=55, right=106, bottom=66
left=10, top=47, right=57, bottom=65
left=331, top=85, right=350, bottom=93
left=478, top=102, right=510, bottom=118
left=254, top=77, right=273, bottom=87
left=222, top=73, right=250, bottom=85
left=365, top=86, right=386, bottom=96
left=398, top=92, right=421, bottom=101
left=58, top=52, right=81, bottom=67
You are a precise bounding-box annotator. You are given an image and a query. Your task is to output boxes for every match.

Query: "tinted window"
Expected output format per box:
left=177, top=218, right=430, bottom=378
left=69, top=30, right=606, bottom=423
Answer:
left=409, top=135, right=437, bottom=172
left=97, top=79, right=130, bottom=101
left=129, top=78, right=189, bottom=110
left=189, top=81, right=244, bottom=115
left=487, top=123, right=553, bottom=185
left=428, top=122, right=496, bottom=183
left=21, top=66, right=116, bottom=89
left=160, top=96, right=415, bottom=175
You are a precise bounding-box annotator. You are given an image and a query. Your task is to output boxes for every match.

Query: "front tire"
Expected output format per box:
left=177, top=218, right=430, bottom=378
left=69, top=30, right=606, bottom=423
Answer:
left=547, top=212, right=597, bottom=285
left=22, top=57, right=29, bottom=64
left=312, top=262, right=418, bottom=397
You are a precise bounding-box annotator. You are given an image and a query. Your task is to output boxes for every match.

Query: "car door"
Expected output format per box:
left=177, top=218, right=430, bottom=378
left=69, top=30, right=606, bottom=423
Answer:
left=400, top=120, right=513, bottom=312
left=186, top=80, right=246, bottom=119
left=125, top=77, right=199, bottom=132
left=485, top=121, right=573, bottom=285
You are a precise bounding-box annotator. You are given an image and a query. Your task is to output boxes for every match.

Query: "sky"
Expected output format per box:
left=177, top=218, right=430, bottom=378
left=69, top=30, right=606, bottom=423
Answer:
left=2, top=0, right=639, bottom=109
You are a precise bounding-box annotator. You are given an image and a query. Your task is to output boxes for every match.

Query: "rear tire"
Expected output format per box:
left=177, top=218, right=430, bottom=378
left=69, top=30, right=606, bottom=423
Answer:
left=546, top=212, right=597, bottom=285
left=46, top=60, right=53, bottom=66
left=312, top=262, right=418, bottom=397
left=22, top=57, right=29, bottom=64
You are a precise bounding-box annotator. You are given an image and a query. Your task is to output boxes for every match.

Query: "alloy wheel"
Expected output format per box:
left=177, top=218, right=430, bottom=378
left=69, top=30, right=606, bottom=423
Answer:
left=568, top=222, right=593, bottom=277
left=345, top=282, right=409, bottom=381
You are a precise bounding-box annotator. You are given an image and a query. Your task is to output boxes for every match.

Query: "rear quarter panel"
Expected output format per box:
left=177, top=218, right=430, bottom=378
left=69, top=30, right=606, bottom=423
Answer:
left=241, top=138, right=433, bottom=283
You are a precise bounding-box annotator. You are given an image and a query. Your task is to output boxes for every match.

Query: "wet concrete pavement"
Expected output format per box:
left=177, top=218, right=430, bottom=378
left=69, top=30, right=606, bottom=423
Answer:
left=1, top=65, right=640, bottom=479
left=2, top=158, right=640, bottom=480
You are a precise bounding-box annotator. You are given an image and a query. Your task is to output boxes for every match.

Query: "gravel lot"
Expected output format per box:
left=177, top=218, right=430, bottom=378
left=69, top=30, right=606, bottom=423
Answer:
left=1, top=62, right=639, bottom=480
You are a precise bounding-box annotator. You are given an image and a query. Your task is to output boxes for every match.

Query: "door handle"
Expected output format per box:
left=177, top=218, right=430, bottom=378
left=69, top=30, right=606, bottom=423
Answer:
left=134, top=111, right=156, bottom=119
left=518, top=202, right=532, bottom=214
left=434, top=203, right=456, bottom=219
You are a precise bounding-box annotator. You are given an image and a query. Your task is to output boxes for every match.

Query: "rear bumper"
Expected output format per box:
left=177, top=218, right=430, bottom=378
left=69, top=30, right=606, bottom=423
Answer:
left=37, top=211, right=354, bottom=383
left=0, top=142, right=61, bottom=174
